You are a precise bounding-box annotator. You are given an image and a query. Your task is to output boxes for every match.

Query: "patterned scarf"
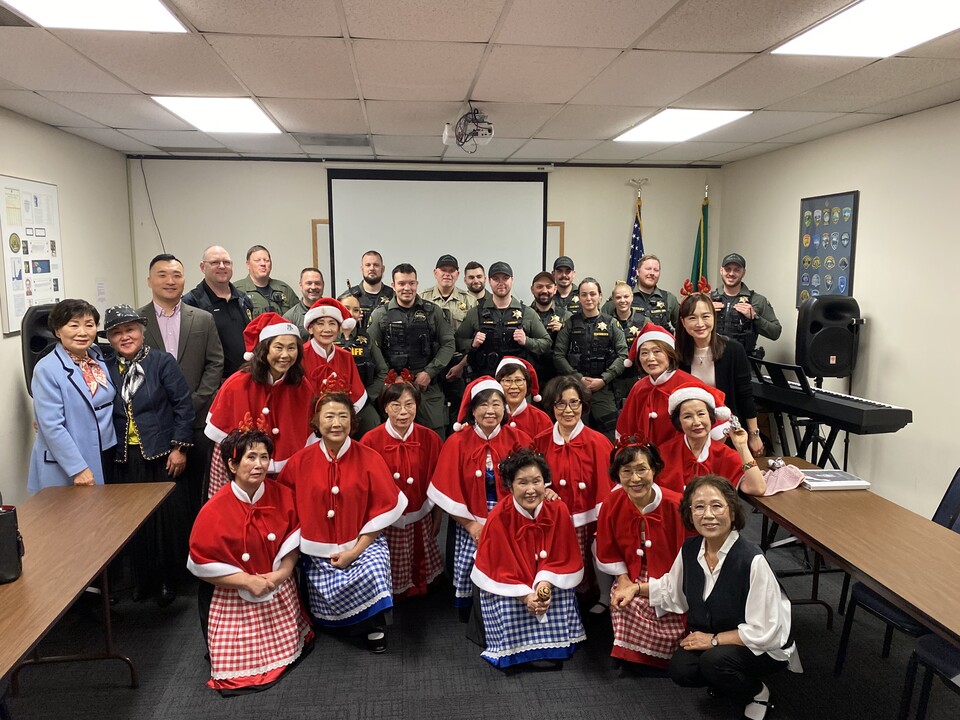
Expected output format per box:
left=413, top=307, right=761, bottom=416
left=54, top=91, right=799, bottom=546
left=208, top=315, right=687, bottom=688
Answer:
left=68, top=350, right=109, bottom=397
left=118, top=345, right=150, bottom=404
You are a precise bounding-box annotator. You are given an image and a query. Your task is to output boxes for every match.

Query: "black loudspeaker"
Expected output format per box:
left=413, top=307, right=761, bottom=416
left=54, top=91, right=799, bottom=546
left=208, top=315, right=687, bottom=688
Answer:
left=21, top=304, right=57, bottom=397
left=795, top=296, right=861, bottom=378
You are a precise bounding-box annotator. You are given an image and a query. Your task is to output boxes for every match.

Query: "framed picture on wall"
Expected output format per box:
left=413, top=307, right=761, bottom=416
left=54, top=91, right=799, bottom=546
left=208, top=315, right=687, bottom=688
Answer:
left=796, top=191, right=859, bottom=308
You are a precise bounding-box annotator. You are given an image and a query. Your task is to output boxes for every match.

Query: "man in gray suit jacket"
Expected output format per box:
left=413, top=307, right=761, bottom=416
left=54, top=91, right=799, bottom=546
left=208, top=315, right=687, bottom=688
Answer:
left=139, top=254, right=224, bottom=517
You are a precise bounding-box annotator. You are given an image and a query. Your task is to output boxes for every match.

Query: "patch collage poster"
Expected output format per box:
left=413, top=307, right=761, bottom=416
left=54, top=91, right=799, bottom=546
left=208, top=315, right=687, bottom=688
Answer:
left=796, top=190, right=858, bottom=308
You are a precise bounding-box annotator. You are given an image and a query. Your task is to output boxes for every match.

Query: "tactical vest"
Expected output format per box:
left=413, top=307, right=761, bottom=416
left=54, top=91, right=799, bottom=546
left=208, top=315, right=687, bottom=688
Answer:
left=335, top=332, right=376, bottom=386
left=633, top=290, right=673, bottom=333
left=555, top=290, right=580, bottom=315
left=615, top=310, right=646, bottom=347
left=469, top=303, right=528, bottom=377
left=567, top=312, right=617, bottom=377
left=350, top=286, right=392, bottom=330
left=378, top=303, right=436, bottom=373
left=712, top=289, right=757, bottom=353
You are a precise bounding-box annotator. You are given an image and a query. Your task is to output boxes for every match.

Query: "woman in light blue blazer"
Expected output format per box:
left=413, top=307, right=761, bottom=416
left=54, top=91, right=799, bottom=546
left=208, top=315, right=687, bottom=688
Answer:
left=28, top=299, right=117, bottom=494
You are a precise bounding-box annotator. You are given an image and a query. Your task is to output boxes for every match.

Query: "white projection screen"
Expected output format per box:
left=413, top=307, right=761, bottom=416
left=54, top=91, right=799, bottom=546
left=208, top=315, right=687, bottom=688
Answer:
left=327, top=170, right=548, bottom=295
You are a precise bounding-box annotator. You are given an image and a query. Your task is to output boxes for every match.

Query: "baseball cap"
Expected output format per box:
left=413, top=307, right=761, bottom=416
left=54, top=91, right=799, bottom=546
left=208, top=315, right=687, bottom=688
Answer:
left=435, top=254, right=459, bottom=270
left=488, top=261, right=513, bottom=278
left=553, top=256, right=575, bottom=270
left=722, top=253, right=746, bottom=268
left=531, top=271, right=554, bottom=285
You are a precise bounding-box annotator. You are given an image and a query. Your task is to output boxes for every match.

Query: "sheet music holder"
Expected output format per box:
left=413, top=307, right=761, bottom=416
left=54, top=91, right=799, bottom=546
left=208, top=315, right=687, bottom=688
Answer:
left=749, top=357, right=814, bottom=396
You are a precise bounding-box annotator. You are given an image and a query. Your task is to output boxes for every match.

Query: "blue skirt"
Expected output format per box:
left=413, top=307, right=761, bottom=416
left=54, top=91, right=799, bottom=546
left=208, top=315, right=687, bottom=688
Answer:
left=452, top=499, right=497, bottom=608
left=302, top=535, right=393, bottom=628
left=479, top=587, right=586, bottom=669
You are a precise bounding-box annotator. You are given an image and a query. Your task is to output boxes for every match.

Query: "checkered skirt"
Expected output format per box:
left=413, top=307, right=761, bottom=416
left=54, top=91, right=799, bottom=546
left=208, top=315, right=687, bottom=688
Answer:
left=452, top=500, right=496, bottom=608
left=383, top=515, right=443, bottom=598
left=206, top=577, right=313, bottom=685
left=302, top=534, right=394, bottom=627
left=207, top=443, right=229, bottom=499
left=479, top=587, right=586, bottom=669
left=610, top=568, right=686, bottom=666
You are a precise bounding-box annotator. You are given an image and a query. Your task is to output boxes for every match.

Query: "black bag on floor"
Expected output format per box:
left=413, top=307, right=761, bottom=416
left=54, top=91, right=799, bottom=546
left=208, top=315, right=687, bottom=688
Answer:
left=0, top=504, right=25, bottom=584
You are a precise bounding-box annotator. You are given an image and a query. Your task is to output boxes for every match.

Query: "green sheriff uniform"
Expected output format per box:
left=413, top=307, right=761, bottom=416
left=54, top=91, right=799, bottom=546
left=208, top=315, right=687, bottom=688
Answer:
left=335, top=329, right=389, bottom=435
left=603, top=286, right=679, bottom=334
left=420, top=285, right=477, bottom=419
left=611, top=307, right=651, bottom=406
left=456, top=298, right=552, bottom=379
left=234, top=276, right=298, bottom=317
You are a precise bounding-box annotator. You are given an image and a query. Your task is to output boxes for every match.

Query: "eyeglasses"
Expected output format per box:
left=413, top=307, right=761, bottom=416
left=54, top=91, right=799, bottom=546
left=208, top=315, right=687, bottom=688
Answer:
left=618, top=468, right=650, bottom=479
left=692, top=502, right=728, bottom=517
left=553, top=399, right=582, bottom=410
left=499, top=378, right=526, bottom=387
left=204, top=259, right=233, bottom=267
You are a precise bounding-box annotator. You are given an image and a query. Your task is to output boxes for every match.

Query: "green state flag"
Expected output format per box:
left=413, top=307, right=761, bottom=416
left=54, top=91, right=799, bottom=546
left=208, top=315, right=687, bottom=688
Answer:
left=689, top=197, right=709, bottom=286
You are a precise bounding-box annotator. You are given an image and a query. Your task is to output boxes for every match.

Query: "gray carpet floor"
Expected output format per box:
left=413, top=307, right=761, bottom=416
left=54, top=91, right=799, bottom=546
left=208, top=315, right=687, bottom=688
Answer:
left=5, top=506, right=959, bottom=720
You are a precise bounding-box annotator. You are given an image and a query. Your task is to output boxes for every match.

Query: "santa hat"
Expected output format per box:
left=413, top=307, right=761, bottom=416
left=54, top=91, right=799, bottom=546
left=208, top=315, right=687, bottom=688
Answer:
left=243, top=313, right=300, bottom=362
left=667, top=383, right=731, bottom=422
left=624, top=322, right=675, bottom=368
left=303, top=297, right=356, bottom=332
left=452, top=376, right=504, bottom=432
left=495, top=356, right=541, bottom=402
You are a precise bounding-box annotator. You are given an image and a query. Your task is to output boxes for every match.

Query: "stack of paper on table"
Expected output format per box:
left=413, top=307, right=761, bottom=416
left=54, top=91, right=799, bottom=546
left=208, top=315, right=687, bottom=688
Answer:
left=801, top=469, right=871, bottom=491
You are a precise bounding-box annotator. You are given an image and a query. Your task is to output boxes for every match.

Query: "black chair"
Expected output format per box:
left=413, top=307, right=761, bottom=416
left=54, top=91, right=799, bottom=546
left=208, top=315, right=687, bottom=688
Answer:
left=834, top=467, right=960, bottom=676
left=898, top=633, right=960, bottom=719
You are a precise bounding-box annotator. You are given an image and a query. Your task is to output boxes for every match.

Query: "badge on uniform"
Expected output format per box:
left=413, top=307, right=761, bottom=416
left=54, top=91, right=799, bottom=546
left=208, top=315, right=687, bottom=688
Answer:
left=356, top=336, right=367, bottom=344
left=414, top=310, right=427, bottom=322
left=738, top=296, right=748, bottom=304
left=596, top=321, right=607, bottom=331
left=550, top=315, right=560, bottom=324
left=459, top=302, right=466, bottom=311
left=512, top=310, right=523, bottom=319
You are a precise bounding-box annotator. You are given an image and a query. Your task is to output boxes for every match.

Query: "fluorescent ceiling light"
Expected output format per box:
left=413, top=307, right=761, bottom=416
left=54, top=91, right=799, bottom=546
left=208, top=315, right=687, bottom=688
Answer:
left=153, top=98, right=281, bottom=134
left=5, top=0, right=186, bottom=32
left=614, top=109, right=752, bottom=143
left=773, top=0, right=960, bottom=58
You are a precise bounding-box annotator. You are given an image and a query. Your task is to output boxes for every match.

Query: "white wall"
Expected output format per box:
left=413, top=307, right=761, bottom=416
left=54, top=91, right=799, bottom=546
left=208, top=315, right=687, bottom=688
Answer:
left=719, top=100, right=960, bottom=516
left=0, top=108, right=134, bottom=505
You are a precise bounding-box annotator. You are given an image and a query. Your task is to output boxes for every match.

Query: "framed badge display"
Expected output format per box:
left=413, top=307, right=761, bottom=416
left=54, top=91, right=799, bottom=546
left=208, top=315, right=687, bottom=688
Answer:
left=796, top=190, right=858, bottom=308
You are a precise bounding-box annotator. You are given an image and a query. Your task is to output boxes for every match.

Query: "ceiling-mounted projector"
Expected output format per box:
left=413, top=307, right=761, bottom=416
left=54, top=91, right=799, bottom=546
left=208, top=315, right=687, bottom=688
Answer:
left=443, top=103, right=494, bottom=153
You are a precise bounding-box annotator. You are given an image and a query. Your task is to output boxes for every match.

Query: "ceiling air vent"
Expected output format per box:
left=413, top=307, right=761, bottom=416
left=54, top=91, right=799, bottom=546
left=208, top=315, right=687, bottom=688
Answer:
left=292, top=133, right=370, bottom=147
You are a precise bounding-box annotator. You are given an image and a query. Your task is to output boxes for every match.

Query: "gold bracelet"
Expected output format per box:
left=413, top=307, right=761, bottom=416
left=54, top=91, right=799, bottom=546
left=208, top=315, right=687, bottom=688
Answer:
left=742, top=460, right=758, bottom=472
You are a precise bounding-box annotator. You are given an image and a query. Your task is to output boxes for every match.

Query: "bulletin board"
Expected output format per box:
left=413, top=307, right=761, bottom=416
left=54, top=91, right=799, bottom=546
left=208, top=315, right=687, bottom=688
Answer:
left=0, top=175, right=64, bottom=334
left=796, top=190, right=859, bottom=308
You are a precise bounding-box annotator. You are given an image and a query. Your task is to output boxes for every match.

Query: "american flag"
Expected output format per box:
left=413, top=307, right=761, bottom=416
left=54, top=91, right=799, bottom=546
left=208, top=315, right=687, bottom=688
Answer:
left=626, top=194, right=644, bottom=286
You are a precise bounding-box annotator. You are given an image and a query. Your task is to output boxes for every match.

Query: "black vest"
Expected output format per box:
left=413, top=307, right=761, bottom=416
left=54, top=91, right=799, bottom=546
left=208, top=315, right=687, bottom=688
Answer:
left=349, top=285, right=394, bottom=330
left=681, top=534, right=761, bottom=635
left=469, top=303, right=528, bottom=376
left=567, top=312, right=617, bottom=377
left=334, top=331, right=376, bottom=386
left=712, top=289, right=757, bottom=353
left=377, top=303, right=436, bottom=373
left=633, top=290, right=673, bottom=333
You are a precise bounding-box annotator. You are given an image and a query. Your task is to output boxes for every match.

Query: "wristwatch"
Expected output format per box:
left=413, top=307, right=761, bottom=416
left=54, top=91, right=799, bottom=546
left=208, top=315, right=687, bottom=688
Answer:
left=711, top=634, right=719, bottom=647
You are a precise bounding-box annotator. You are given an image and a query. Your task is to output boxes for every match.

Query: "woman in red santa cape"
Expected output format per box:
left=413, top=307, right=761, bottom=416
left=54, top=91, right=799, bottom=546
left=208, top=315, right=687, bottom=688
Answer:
left=278, top=390, right=407, bottom=653
left=471, top=447, right=585, bottom=670
left=426, top=377, right=533, bottom=617
left=360, top=371, right=444, bottom=598
left=594, top=440, right=686, bottom=670
left=656, top=384, right=766, bottom=497
left=187, top=428, right=313, bottom=695
left=300, top=297, right=380, bottom=437
left=495, top=356, right=552, bottom=440
left=533, top=375, right=614, bottom=599
left=616, top=322, right=717, bottom=447
left=204, top=313, right=315, bottom=498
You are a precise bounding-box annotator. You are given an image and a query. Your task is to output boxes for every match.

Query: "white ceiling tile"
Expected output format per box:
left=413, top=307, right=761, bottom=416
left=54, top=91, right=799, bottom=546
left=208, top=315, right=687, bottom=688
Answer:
left=306, top=146, right=375, bottom=158
left=171, top=151, right=242, bottom=157
left=353, top=40, right=485, bottom=101
left=51, top=30, right=243, bottom=96
left=121, top=129, right=227, bottom=150
left=639, top=141, right=751, bottom=163
left=860, top=80, right=960, bottom=116
left=442, top=137, right=528, bottom=160
left=497, top=0, right=677, bottom=48
left=572, top=140, right=649, bottom=161
left=366, top=100, right=462, bottom=135
left=900, top=29, right=960, bottom=59
left=173, top=0, right=342, bottom=36
left=372, top=135, right=445, bottom=157
left=767, top=113, right=894, bottom=144
left=468, top=102, right=561, bottom=137
left=0, top=90, right=105, bottom=127
left=509, top=139, right=602, bottom=161
left=704, top=142, right=793, bottom=163
left=343, top=0, right=505, bottom=41
left=571, top=50, right=751, bottom=106
left=473, top=45, right=620, bottom=103
left=60, top=127, right=161, bottom=153
left=695, top=110, right=843, bottom=143
left=636, top=0, right=853, bottom=52
left=260, top=98, right=366, bottom=134
left=207, top=133, right=304, bottom=154
left=677, top=55, right=873, bottom=110
left=537, top=105, right=657, bottom=139
left=768, top=57, right=960, bottom=112
left=207, top=36, right=356, bottom=99
left=39, top=92, right=191, bottom=130
left=0, top=28, right=132, bottom=93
